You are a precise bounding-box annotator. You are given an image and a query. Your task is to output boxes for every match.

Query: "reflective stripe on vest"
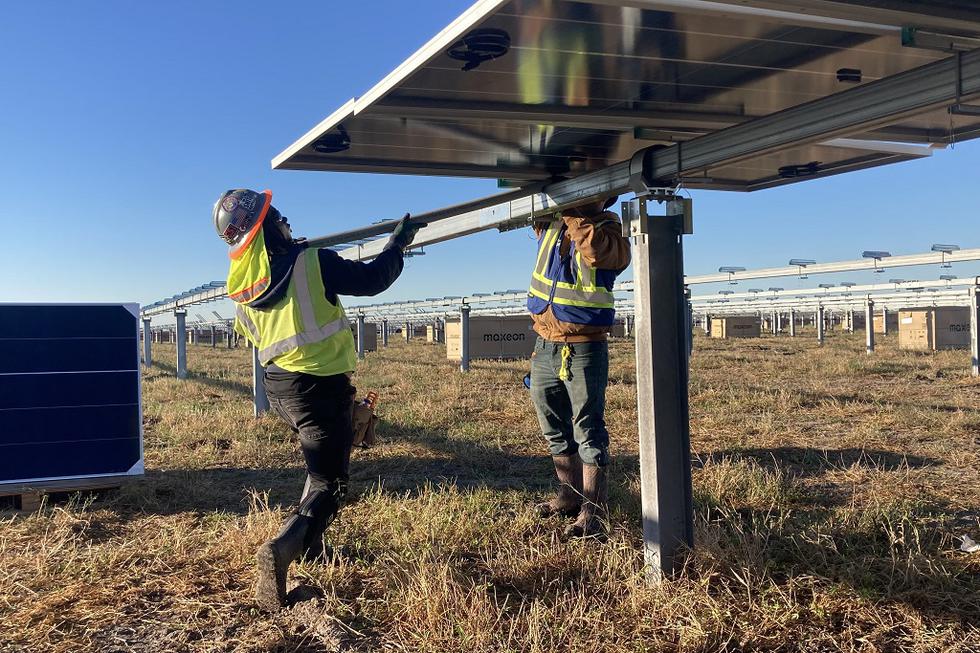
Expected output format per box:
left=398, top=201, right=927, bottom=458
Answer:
left=259, top=251, right=348, bottom=365
left=528, top=223, right=615, bottom=309
left=235, top=249, right=356, bottom=376
left=236, top=304, right=260, bottom=342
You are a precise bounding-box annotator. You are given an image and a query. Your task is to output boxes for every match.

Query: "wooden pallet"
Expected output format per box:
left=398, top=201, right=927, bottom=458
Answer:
left=0, top=477, right=128, bottom=512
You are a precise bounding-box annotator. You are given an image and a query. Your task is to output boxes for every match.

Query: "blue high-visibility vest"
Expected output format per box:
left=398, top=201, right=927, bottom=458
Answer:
left=527, top=222, right=619, bottom=326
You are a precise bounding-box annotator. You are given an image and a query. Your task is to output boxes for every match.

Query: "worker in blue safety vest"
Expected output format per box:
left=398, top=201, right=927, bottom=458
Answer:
left=213, top=189, right=421, bottom=610
left=527, top=196, right=630, bottom=538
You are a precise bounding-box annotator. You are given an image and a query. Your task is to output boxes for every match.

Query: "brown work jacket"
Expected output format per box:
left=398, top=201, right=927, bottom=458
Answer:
left=530, top=210, right=631, bottom=342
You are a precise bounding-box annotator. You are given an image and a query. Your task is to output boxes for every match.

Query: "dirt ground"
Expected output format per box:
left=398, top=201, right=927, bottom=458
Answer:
left=1, top=329, right=978, bottom=652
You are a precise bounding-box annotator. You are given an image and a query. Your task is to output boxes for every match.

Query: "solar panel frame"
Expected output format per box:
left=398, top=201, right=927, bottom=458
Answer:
left=0, top=303, right=144, bottom=488
left=273, top=0, right=980, bottom=190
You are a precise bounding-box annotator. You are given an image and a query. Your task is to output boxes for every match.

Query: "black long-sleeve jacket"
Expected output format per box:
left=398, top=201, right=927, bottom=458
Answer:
left=250, top=242, right=403, bottom=310
left=253, top=242, right=403, bottom=386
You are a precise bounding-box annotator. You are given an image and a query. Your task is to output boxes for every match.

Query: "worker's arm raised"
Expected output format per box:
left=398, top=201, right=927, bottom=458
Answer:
left=317, top=246, right=404, bottom=298
left=562, top=212, right=631, bottom=270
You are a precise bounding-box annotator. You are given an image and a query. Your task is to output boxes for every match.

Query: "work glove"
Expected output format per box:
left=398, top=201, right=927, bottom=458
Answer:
left=388, top=213, right=423, bottom=251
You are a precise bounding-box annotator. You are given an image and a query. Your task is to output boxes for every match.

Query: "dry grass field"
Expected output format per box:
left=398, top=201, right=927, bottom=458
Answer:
left=2, top=329, right=979, bottom=652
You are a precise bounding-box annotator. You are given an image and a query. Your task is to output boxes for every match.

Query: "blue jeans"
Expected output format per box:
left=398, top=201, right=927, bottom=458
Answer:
left=529, top=337, right=610, bottom=466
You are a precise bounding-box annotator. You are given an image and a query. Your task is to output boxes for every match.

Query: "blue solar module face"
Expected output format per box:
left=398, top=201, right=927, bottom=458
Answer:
left=0, top=304, right=143, bottom=485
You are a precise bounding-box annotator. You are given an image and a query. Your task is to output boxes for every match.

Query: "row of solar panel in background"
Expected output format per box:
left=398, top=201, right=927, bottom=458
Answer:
left=0, top=304, right=143, bottom=485
left=141, top=281, right=225, bottom=311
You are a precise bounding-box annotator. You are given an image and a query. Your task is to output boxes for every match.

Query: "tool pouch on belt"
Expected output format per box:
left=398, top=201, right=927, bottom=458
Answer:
left=351, top=391, right=379, bottom=448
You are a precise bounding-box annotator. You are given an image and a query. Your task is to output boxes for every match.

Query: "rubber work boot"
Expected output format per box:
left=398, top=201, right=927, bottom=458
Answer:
left=254, top=487, right=340, bottom=610
left=536, top=454, right=583, bottom=518
left=254, top=513, right=310, bottom=611
left=300, top=482, right=345, bottom=562
left=564, top=464, right=608, bottom=538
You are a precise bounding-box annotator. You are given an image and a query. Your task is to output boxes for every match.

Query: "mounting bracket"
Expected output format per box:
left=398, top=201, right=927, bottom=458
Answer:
left=622, top=195, right=693, bottom=239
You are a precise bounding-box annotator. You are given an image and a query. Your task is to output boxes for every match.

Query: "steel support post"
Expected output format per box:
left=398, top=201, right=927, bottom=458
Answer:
left=704, top=313, right=711, bottom=335
left=142, top=318, right=152, bottom=367
left=789, top=308, right=796, bottom=337
left=866, top=299, right=875, bottom=354
left=404, top=321, right=411, bottom=342
left=847, top=309, right=854, bottom=333
left=356, top=313, right=366, bottom=360
left=252, top=345, right=269, bottom=416
left=382, top=319, right=389, bottom=347
left=816, top=306, right=825, bottom=345
left=460, top=304, right=471, bottom=372
left=971, top=286, right=980, bottom=377
left=685, top=288, right=693, bottom=358
left=881, top=307, right=889, bottom=336
left=624, top=314, right=631, bottom=338
left=626, top=196, right=694, bottom=580
left=227, top=327, right=234, bottom=349
left=210, top=326, right=217, bottom=348
left=175, top=310, right=188, bottom=379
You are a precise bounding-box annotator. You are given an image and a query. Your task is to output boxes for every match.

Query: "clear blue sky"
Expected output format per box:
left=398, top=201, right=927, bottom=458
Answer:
left=3, top=1, right=979, bottom=319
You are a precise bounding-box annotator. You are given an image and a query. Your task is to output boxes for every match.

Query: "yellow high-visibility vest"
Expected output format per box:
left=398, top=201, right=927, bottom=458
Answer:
left=233, top=248, right=356, bottom=376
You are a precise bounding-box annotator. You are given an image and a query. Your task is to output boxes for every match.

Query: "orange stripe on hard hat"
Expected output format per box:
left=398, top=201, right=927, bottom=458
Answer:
left=229, top=189, right=273, bottom=260
left=229, top=275, right=271, bottom=303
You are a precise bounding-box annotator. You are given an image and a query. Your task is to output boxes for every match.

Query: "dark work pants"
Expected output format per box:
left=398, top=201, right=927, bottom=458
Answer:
left=529, top=337, right=610, bottom=466
left=264, top=370, right=356, bottom=497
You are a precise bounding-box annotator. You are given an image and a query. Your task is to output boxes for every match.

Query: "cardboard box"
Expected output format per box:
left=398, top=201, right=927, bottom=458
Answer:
left=710, top=316, right=761, bottom=339
left=446, top=315, right=536, bottom=360
left=401, top=325, right=428, bottom=340
left=898, top=307, right=971, bottom=350
left=872, top=312, right=899, bottom=334
left=426, top=324, right=445, bottom=343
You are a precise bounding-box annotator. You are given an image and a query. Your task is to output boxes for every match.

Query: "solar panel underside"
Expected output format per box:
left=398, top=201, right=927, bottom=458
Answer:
left=0, top=304, right=143, bottom=485
left=273, top=0, right=980, bottom=191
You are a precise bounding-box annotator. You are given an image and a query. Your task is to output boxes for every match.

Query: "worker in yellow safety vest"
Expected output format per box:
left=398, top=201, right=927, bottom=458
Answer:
left=213, top=189, right=421, bottom=610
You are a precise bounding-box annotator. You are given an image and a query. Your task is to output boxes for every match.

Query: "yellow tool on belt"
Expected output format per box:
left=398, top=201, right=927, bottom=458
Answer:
left=558, top=344, right=572, bottom=381
left=351, top=391, right=379, bottom=448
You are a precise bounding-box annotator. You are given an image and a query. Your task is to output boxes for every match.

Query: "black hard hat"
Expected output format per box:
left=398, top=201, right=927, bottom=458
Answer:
left=213, top=189, right=272, bottom=251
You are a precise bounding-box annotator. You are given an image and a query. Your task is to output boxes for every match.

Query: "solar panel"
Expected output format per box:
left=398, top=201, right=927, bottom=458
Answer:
left=0, top=304, right=143, bottom=487
left=273, top=0, right=980, bottom=191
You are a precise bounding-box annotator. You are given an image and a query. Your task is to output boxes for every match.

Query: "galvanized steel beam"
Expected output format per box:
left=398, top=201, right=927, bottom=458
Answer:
left=252, top=346, right=269, bottom=416
left=627, top=197, right=694, bottom=579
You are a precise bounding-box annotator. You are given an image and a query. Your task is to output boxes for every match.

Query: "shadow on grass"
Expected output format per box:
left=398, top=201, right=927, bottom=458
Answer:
left=698, top=446, right=940, bottom=477
left=697, top=503, right=980, bottom=626
left=108, top=418, right=557, bottom=518
left=97, top=443, right=978, bottom=631
left=617, top=460, right=977, bottom=626
left=797, top=388, right=971, bottom=414
left=738, top=384, right=972, bottom=414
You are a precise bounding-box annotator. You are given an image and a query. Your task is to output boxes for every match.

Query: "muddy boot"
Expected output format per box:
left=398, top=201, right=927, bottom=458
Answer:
left=564, top=464, right=607, bottom=539
left=255, top=514, right=309, bottom=611
left=254, top=488, right=337, bottom=610
left=536, top=454, right=583, bottom=518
